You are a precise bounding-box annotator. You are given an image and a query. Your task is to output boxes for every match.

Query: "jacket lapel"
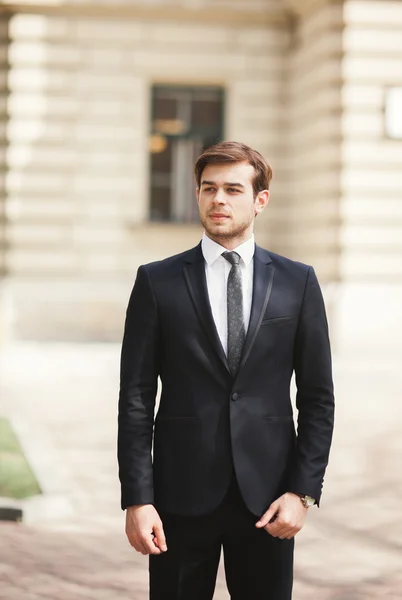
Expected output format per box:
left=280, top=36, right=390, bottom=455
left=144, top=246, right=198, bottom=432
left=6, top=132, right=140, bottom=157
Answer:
left=236, top=245, right=275, bottom=375
left=183, top=244, right=231, bottom=375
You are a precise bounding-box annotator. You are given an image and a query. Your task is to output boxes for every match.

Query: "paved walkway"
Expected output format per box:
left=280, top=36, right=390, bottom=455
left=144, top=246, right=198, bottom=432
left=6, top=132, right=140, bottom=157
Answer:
left=1, top=520, right=402, bottom=600
left=1, top=281, right=402, bottom=599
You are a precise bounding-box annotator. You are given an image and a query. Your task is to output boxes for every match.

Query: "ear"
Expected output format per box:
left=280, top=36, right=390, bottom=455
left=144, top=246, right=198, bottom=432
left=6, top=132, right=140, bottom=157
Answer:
left=196, top=187, right=200, bottom=205
left=255, top=190, right=269, bottom=216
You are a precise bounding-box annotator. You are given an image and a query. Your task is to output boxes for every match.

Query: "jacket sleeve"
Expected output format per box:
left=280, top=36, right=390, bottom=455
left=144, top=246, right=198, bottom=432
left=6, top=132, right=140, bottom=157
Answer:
left=289, top=266, right=335, bottom=505
left=118, top=265, right=160, bottom=510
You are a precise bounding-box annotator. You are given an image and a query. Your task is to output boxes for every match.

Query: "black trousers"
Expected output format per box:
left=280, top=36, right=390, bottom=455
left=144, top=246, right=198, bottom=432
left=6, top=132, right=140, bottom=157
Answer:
left=149, top=476, right=294, bottom=599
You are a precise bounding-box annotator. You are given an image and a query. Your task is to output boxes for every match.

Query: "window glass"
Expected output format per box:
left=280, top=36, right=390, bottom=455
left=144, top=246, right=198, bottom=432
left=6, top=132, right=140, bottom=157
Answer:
left=150, top=85, right=224, bottom=222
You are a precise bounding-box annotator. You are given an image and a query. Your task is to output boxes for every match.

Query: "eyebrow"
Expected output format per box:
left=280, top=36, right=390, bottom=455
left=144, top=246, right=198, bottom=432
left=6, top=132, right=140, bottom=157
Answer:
left=201, top=180, right=245, bottom=188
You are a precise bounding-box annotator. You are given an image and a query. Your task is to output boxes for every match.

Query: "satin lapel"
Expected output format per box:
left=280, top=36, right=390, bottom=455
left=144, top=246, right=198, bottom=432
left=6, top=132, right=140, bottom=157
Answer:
left=183, top=248, right=231, bottom=375
left=236, top=247, right=275, bottom=376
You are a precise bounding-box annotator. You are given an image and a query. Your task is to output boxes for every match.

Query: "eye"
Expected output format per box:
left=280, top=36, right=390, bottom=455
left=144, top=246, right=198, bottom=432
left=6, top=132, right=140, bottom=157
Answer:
left=204, top=187, right=215, bottom=192
left=227, top=188, right=240, bottom=193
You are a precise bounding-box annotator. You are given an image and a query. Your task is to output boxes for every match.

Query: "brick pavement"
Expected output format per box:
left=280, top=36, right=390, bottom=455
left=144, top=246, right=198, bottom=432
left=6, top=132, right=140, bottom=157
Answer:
left=1, top=523, right=402, bottom=600
left=0, top=341, right=401, bottom=599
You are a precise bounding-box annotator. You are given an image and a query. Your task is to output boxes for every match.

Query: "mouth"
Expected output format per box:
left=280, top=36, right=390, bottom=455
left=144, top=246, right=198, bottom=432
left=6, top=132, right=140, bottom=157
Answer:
left=209, top=214, right=230, bottom=221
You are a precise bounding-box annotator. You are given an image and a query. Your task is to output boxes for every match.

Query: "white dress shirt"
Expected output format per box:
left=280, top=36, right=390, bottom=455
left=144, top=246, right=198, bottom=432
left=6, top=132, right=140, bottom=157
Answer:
left=201, top=233, right=255, bottom=356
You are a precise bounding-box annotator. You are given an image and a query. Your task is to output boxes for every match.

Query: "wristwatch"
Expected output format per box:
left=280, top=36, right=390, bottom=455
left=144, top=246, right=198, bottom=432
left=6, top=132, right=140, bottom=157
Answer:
left=299, top=495, right=315, bottom=508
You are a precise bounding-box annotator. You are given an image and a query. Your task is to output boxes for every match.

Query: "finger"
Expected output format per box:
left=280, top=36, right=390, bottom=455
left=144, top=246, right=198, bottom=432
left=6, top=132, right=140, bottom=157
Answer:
left=280, top=520, right=304, bottom=539
left=280, top=520, right=303, bottom=538
left=127, top=534, right=142, bottom=553
left=142, top=534, right=162, bottom=555
left=278, top=528, right=296, bottom=539
left=265, top=518, right=291, bottom=537
left=256, top=507, right=278, bottom=528
left=135, top=536, right=150, bottom=555
left=131, top=537, right=148, bottom=555
left=151, top=531, right=159, bottom=544
left=287, top=520, right=304, bottom=538
left=147, top=532, right=163, bottom=555
left=131, top=542, right=143, bottom=553
left=256, top=503, right=279, bottom=528
left=153, top=521, right=168, bottom=552
left=274, top=525, right=289, bottom=537
left=139, top=543, right=156, bottom=556
left=265, top=523, right=285, bottom=538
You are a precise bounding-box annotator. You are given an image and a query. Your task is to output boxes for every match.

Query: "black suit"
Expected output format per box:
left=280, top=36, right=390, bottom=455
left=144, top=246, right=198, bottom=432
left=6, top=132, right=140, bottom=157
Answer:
left=118, top=242, right=334, bottom=598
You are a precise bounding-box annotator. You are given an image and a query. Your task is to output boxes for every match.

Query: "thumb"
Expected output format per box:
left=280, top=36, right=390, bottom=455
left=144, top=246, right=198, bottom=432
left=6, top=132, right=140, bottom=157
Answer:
left=153, top=520, right=167, bottom=552
left=256, top=501, right=279, bottom=528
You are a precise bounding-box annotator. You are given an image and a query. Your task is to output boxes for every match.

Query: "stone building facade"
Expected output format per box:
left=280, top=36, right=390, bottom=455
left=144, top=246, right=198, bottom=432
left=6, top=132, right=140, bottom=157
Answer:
left=0, top=0, right=401, bottom=340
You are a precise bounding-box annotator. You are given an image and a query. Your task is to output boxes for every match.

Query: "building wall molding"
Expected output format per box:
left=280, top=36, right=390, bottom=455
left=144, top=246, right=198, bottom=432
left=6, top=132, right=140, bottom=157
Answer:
left=284, top=0, right=344, bottom=19
left=1, top=2, right=290, bottom=27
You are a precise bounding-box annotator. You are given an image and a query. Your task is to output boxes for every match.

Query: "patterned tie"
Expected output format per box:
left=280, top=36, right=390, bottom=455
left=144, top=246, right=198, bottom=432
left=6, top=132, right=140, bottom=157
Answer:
left=222, top=251, right=246, bottom=375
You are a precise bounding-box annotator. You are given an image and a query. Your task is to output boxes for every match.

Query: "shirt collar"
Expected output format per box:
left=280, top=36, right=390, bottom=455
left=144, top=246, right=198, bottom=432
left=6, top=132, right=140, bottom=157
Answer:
left=201, top=233, right=255, bottom=267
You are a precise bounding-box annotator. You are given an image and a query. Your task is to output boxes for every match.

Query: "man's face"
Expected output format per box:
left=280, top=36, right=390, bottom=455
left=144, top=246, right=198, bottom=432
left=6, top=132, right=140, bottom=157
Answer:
left=196, top=161, right=268, bottom=245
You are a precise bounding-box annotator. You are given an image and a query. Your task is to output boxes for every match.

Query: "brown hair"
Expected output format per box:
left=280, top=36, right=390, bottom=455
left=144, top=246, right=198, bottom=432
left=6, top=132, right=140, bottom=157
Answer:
left=194, top=141, right=273, bottom=196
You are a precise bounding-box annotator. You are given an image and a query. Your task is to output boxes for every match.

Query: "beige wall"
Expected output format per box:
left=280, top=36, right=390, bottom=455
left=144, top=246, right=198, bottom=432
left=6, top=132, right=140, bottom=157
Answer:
left=6, top=14, right=148, bottom=278
left=5, top=12, right=289, bottom=276
left=2, top=8, right=289, bottom=339
left=285, top=1, right=344, bottom=281
left=341, top=0, right=402, bottom=281
left=2, top=0, right=402, bottom=340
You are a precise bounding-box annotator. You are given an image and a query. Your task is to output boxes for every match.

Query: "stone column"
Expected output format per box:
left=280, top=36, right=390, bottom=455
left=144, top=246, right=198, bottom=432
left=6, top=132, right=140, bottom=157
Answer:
left=333, top=0, right=402, bottom=360
left=341, top=0, right=402, bottom=281
left=285, top=0, right=344, bottom=282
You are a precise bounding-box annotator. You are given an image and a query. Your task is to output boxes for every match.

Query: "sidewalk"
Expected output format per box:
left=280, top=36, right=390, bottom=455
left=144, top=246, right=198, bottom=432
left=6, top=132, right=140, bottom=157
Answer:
left=0, top=340, right=401, bottom=599
left=1, top=520, right=401, bottom=600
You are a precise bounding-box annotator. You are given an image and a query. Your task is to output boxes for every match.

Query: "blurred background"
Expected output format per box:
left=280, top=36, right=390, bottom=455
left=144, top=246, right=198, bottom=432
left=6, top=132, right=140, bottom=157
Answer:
left=0, top=0, right=401, bottom=598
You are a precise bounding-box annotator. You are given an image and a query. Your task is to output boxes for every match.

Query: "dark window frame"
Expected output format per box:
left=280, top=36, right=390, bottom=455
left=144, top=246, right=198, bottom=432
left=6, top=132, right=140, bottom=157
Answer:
left=149, top=84, right=225, bottom=223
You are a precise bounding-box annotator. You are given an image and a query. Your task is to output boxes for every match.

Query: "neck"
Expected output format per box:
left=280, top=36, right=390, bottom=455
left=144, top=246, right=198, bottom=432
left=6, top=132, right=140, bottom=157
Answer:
left=205, top=231, right=253, bottom=251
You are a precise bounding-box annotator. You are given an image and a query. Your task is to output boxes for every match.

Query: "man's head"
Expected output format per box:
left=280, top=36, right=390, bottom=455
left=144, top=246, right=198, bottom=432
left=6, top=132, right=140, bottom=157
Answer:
left=195, top=141, right=272, bottom=249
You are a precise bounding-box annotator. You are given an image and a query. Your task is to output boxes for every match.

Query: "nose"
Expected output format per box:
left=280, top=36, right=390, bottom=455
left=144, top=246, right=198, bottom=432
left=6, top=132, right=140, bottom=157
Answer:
left=213, top=188, right=227, bottom=205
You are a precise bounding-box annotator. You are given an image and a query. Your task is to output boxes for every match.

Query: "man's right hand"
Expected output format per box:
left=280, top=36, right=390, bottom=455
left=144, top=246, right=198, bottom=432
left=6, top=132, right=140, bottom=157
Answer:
left=125, top=504, right=167, bottom=555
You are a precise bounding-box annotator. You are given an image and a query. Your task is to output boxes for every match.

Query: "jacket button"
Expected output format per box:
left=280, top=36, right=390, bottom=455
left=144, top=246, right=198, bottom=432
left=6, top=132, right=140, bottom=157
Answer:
left=231, top=393, right=240, bottom=401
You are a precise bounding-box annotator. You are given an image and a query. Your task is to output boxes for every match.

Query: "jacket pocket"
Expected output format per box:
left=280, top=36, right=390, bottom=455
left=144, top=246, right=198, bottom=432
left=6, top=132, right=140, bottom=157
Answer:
left=263, top=415, right=294, bottom=422
left=261, top=316, right=293, bottom=325
left=156, top=415, right=196, bottom=422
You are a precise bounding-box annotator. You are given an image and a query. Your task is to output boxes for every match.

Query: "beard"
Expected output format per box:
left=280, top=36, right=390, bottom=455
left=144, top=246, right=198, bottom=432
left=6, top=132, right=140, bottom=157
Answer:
left=200, top=211, right=254, bottom=243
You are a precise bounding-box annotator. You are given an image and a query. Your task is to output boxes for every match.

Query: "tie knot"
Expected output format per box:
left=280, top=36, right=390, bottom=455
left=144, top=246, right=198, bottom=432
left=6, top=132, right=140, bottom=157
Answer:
left=222, top=251, right=241, bottom=266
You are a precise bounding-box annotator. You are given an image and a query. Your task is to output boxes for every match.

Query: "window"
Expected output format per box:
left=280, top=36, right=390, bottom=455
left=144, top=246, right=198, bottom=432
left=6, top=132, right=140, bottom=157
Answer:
left=149, top=85, right=224, bottom=222
left=384, top=87, right=402, bottom=139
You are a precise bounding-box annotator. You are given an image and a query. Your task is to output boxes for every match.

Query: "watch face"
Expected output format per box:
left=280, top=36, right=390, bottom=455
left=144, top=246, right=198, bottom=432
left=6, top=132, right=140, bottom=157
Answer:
left=305, top=496, right=315, bottom=507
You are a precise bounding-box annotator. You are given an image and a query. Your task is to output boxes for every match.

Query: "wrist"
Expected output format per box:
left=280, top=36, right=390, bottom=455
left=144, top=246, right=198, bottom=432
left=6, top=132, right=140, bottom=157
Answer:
left=297, top=494, right=316, bottom=509
left=127, top=503, right=153, bottom=511
left=286, top=492, right=315, bottom=508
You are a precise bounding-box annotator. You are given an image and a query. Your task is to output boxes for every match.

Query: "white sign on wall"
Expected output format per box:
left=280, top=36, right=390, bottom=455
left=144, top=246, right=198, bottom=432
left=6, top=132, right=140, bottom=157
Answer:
left=385, top=87, right=402, bottom=139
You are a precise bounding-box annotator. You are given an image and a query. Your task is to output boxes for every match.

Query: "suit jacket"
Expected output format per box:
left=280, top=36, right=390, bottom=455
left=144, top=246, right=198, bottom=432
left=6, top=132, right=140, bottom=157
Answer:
left=118, top=243, right=334, bottom=517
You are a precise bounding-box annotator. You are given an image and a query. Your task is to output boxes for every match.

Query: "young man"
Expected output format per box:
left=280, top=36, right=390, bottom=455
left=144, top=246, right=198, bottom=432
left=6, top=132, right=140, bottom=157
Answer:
left=118, top=141, right=334, bottom=599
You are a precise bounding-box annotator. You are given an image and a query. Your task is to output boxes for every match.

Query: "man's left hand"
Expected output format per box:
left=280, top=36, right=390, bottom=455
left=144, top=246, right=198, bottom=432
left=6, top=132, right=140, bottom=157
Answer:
left=255, top=492, right=308, bottom=539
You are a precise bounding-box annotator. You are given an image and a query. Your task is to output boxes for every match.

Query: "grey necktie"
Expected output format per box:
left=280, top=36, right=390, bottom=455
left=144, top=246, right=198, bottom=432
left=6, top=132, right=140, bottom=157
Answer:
left=222, top=251, right=246, bottom=375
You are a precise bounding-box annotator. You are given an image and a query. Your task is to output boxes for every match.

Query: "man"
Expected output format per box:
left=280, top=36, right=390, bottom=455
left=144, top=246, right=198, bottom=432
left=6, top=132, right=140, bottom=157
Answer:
left=118, top=141, right=334, bottom=599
